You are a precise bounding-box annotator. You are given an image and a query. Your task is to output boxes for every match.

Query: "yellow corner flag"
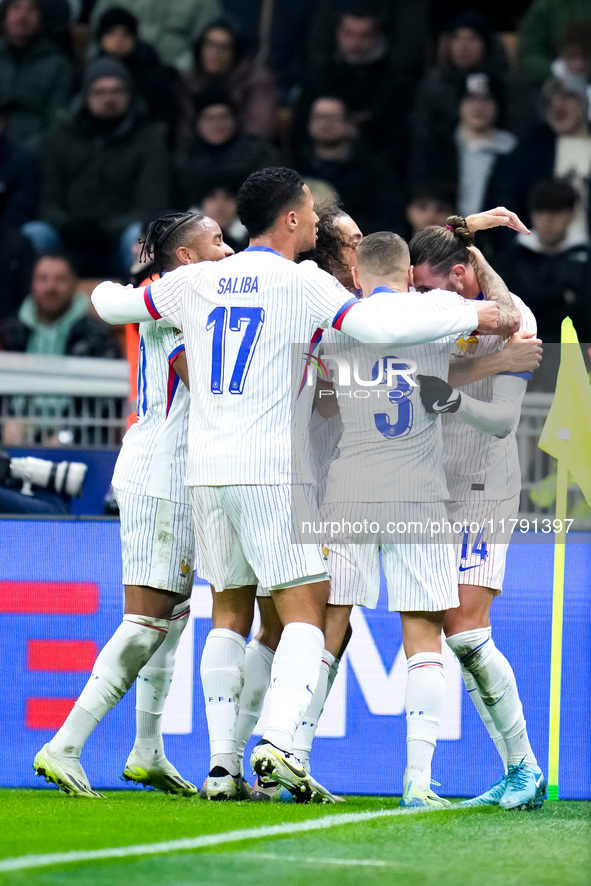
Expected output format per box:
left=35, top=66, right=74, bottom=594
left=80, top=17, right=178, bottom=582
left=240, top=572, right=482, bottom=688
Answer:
left=538, top=318, right=591, bottom=506
left=538, top=317, right=591, bottom=800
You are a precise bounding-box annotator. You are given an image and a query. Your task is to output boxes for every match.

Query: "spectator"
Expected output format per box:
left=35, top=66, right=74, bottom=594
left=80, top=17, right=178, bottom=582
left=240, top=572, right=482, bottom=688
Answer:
left=493, top=178, right=590, bottom=343
left=24, top=56, right=173, bottom=277
left=0, top=100, right=39, bottom=228
left=0, top=252, right=122, bottom=446
left=0, top=94, right=38, bottom=319
left=0, top=220, right=36, bottom=318
left=195, top=177, right=248, bottom=253
left=292, top=8, right=415, bottom=174
left=411, top=72, right=517, bottom=220
left=516, top=0, right=590, bottom=87
left=403, top=182, right=456, bottom=240
left=175, top=86, right=277, bottom=210
left=291, top=95, right=405, bottom=235
left=176, top=17, right=278, bottom=151
left=306, top=0, right=431, bottom=82
left=429, top=2, right=532, bottom=37
left=410, top=6, right=538, bottom=168
left=34, top=0, right=77, bottom=58
left=0, top=252, right=121, bottom=357
left=303, top=177, right=339, bottom=208
left=88, top=0, right=221, bottom=71
left=487, top=73, right=591, bottom=245
left=551, top=19, right=591, bottom=122
left=93, top=6, right=179, bottom=144
left=0, top=0, right=74, bottom=150
left=220, top=0, right=315, bottom=106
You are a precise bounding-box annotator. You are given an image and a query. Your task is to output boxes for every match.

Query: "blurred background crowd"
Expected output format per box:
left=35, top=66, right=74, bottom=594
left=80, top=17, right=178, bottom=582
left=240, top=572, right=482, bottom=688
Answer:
left=0, top=0, right=590, bottom=368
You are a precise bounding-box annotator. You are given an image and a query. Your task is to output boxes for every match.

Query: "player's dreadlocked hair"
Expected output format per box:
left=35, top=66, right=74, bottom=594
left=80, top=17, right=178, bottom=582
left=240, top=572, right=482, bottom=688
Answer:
left=138, top=211, right=205, bottom=277
left=408, top=215, right=475, bottom=276
left=299, top=201, right=351, bottom=279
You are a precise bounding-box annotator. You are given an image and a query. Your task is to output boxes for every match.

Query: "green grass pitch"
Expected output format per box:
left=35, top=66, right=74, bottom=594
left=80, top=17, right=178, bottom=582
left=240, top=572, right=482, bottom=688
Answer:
left=1, top=789, right=589, bottom=886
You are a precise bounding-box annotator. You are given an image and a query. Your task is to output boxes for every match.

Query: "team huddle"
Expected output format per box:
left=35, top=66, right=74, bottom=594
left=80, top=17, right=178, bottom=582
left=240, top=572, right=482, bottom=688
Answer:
left=33, top=167, right=545, bottom=810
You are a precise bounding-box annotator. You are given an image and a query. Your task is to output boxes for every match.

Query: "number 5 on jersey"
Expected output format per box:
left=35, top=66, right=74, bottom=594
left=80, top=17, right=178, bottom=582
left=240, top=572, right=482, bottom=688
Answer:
left=207, top=306, right=265, bottom=394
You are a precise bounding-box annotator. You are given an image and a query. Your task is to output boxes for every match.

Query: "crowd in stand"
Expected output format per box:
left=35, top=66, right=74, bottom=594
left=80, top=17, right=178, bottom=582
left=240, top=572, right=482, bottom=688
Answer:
left=0, top=0, right=590, bottom=373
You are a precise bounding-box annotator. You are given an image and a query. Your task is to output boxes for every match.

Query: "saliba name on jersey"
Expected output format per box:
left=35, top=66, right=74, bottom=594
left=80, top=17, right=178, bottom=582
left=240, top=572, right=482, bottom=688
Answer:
left=217, top=276, right=259, bottom=295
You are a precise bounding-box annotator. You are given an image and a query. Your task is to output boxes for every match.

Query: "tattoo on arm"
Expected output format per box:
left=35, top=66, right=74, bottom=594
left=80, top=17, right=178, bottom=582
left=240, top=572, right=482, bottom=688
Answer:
left=468, top=249, right=519, bottom=328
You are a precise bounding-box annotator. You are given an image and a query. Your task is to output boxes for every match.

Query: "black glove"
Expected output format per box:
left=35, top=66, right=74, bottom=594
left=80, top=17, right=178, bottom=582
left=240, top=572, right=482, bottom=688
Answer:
left=416, top=374, right=461, bottom=414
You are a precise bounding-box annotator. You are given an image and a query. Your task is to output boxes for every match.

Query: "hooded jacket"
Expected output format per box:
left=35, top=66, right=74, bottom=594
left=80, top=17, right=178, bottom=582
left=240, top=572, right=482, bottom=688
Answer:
left=39, top=80, right=172, bottom=238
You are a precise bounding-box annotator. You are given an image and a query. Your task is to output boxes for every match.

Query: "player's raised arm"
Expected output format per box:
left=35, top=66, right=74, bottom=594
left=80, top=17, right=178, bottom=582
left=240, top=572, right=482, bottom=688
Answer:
left=337, top=289, right=499, bottom=344
left=93, top=263, right=194, bottom=327
left=417, top=373, right=527, bottom=438
left=465, top=206, right=530, bottom=235
left=91, top=281, right=153, bottom=324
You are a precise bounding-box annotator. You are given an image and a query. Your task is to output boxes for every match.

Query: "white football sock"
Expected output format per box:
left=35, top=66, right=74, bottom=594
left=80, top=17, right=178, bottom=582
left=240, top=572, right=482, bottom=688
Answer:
left=404, top=652, right=445, bottom=791
left=460, top=667, right=508, bottom=772
left=292, top=650, right=335, bottom=771
left=200, top=627, right=246, bottom=775
left=50, top=614, right=169, bottom=757
left=235, top=639, right=274, bottom=775
left=263, top=622, right=324, bottom=754
left=446, top=628, right=537, bottom=767
left=326, top=655, right=341, bottom=696
left=134, top=601, right=191, bottom=762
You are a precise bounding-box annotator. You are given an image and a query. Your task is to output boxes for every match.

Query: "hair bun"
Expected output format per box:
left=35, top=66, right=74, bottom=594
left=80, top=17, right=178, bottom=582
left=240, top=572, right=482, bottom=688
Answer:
left=445, top=215, right=474, bottom=246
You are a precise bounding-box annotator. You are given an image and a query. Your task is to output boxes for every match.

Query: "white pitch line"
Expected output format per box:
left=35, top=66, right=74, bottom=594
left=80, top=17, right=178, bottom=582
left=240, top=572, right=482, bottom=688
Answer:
left=230, top=851, right=391, bottom=867
left=0, top=807, right=424, bottom=873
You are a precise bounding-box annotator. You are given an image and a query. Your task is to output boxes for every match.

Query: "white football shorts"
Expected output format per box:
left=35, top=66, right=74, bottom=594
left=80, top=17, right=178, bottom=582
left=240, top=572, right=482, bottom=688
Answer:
left=446, top=494, right=520, bottom=594
left=325, top=501, right=458, bottom=612
left=190, top=484, right=328, bottom=592
left=114, top=488, right=195, bottom=594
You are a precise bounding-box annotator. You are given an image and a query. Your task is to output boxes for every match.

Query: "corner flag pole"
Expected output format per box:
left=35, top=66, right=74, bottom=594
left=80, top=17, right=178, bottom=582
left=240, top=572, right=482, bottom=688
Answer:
left=547, top=446, right=568, bottom=800
left=539, top=317, right=591, bottom=800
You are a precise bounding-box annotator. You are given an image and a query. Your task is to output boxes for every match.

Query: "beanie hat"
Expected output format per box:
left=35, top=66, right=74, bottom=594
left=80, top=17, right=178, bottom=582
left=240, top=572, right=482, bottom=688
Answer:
left=541, top=73, right=589, bottom=108
left=96, top=6, right=138, bottom=40
left=446, top=9, right=494, bottom=47
left=82, top=56, right=133, bottom=95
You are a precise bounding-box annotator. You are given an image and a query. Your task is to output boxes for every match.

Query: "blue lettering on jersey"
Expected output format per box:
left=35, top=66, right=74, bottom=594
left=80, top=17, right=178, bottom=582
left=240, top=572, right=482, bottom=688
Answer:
left=217, top=277, right=259, bottom=295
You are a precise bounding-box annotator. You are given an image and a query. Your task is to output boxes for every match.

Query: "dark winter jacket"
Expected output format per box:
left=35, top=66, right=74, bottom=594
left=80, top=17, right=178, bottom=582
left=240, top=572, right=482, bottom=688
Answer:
left=0, top=135, right=39, bottom=227
left=175, top=132, right=277, bottom=208
left=493, top=233, right=590, bottom=343
left=0, top=223, right=36, bottom=319
left=0, top=36, right=74, bottom=149
left=293, top=140, right=406, bottom=236
left=39, top=98, right=173, bottom=238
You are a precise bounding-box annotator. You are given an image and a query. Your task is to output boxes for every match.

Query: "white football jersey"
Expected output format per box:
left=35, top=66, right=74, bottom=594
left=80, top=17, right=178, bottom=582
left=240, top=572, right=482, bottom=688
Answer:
left=112, top=320, right=190, bottom=502
left=443, top=292, right=537, bottom=501
left=321, top=287, right=456, bottom=503
left=142, top=250, right=479, bottom=486
left=145, top=247, right=357, bottom=485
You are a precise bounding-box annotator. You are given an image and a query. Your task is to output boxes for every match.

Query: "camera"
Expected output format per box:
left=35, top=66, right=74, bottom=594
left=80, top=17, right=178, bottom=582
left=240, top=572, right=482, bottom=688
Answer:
left=0, top=452, right=87, bottom=498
